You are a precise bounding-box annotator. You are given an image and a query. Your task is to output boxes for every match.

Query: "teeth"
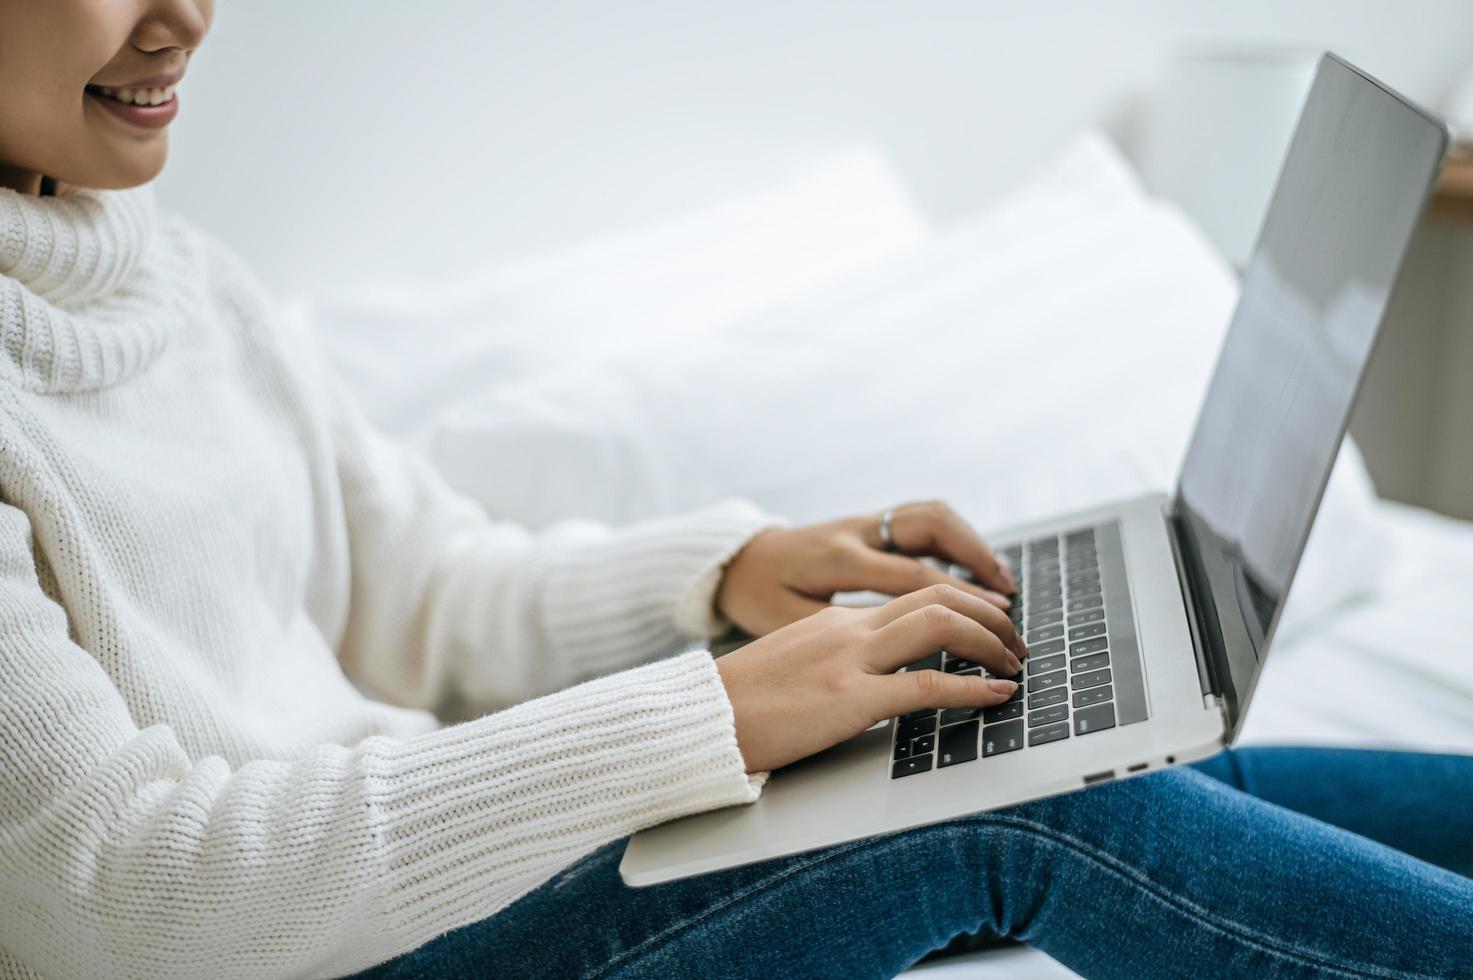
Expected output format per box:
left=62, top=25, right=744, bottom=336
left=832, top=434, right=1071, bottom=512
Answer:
left=94, top=84, right=177, bottom=106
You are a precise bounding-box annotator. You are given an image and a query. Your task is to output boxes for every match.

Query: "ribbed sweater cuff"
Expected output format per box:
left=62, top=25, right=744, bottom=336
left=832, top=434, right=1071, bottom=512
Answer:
left=364, top=649, right=760, bottom=950
left=542, top=499, right=785, bottom=680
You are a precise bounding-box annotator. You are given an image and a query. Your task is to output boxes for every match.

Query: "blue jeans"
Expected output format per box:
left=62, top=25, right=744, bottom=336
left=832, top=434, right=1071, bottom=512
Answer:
left=354, top=748, right=1473, bottom=979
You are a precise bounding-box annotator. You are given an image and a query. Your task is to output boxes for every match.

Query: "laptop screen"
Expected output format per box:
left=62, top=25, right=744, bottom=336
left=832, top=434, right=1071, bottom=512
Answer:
left=1173, top=54, right=1447, bottom=732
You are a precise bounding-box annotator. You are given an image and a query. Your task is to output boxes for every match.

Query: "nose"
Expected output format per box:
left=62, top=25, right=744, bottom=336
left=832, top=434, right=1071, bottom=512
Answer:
left=130, top=0, right=212, bottom=56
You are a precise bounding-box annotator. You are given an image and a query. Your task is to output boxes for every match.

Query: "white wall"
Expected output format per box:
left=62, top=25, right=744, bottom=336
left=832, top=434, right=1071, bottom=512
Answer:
left=156, top=0, right=1473, bottom=296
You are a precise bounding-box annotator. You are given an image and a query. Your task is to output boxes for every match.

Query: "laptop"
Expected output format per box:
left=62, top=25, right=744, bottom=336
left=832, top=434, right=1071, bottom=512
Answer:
left=621, top=52, right=1449, bottom=887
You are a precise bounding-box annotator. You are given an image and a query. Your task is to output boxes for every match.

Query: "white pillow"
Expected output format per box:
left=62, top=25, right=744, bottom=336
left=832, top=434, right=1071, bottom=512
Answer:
left=417, top=133, right=1387, bottom=630
left=300, top=145, right=930, bottom=435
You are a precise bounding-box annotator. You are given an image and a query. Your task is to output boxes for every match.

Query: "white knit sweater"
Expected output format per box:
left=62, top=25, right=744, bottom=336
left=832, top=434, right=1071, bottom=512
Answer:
left=0, top=185, right=777, bottom=980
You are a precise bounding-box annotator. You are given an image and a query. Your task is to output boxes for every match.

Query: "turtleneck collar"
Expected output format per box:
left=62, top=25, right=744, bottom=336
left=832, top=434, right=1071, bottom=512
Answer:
left=0, top=184, right=185, bottom=393
left=0, top=184, right=155, bottom=307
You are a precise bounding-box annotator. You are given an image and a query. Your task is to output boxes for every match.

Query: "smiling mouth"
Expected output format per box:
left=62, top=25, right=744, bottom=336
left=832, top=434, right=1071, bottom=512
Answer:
left=85, top=84, right=178, bottom=107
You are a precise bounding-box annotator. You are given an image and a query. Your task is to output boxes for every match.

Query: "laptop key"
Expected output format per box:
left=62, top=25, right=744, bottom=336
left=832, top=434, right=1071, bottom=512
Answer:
left=894, top=738, right=913, bottom=760
left=982, top=719, right=1025, bottom=756
left=1029, top=721, right=1070, bottom=747
left=1074, top=702, right=1117, bottom=736
left=1028, top=703, right=1070, bottom=728
left=899, top=709, right=937, bottom=723
left=1027, top=624, right=1065, bottom=644
left=896, top=716, right=937, bottom=742
left=1028, top=638, right=1065, bottom=657
left=1070, top=607, right=1106, bottom=626
left=940, top=707, right=981, bottom=725
left=1030, top=669, right=1068, bottom=692
left=1068, top=622, right=1107, bottom=642
left=1071, top=652, right=1110, bottom=673
left=1028, top=687, right=1069, bottom=709
left=1071, top=637, right=1109, bottom=657
left=892, top=754, right=933, bottom=778
left=1073, top=685, right=1113, bottom=708
left=1027, top=653, right=1068, bottom=676
left=1032, top=596, right=1064, bottom=614
left=911, top=734, right=935, bottom=756
left=983, top=700, right=1024, bottom=724
left=1067, top=595, right=1103, bottom=614
left=1029, top=609, right=1063, bottom=628
left=944, top=657, right=981, bottom=673
left=1071, top=668, right=1112, bottom=690
left=938, top=721, right=980, bottom=767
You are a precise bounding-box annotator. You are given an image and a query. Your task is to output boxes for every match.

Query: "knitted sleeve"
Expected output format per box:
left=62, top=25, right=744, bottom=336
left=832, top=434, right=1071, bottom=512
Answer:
left=319, top=369, right=782, bottom=711
left=0, top=502, right=763, bottom=980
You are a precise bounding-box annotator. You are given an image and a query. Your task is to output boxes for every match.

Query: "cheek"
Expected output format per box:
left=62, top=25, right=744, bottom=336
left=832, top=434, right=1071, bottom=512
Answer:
left=0, top=22, right=115, bottom=156
left=0, top=84, right=81, bottom=177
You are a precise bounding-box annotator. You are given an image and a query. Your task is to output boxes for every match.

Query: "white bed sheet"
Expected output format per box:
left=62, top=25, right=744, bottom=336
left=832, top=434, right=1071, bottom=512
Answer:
left=1241, top=499, right=1473, bottom=753
left=409, top=134, right=1389, bottom=638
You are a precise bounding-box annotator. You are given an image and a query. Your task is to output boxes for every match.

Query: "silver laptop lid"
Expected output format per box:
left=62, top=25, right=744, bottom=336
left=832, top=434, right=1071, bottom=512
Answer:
left=1171, top=53, right=1448, bottom=739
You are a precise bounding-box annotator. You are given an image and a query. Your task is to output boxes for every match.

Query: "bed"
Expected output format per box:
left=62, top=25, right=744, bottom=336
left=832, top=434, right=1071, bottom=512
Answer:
left=301, top=133, right=1473, bottom=978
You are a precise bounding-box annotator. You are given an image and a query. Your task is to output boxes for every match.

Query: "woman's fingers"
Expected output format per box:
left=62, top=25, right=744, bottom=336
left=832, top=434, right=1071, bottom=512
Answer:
left=871, top=603, right=1022, bottom=677
left=866, top=583, right=1024, bottom=658
left=888, top=502, right=1015, bottom=595
left=874, top=667, right=1018, bottom=720
left=856, top=551, right=1011, bottom=610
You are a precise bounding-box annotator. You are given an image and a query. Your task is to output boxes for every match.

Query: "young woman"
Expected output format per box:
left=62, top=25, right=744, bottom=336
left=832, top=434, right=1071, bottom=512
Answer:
left=1, top=3, right=1470, bottom=978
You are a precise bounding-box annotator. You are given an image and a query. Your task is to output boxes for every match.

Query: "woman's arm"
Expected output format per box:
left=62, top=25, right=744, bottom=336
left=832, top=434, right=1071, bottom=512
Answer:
left=320, top=367, right=780, bottom=711
left=0, top=502, right=760, bottom=979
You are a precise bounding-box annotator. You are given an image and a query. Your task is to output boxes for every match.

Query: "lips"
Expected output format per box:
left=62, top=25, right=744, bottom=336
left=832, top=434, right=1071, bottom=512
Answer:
left=85, top=83, right=180, bottom=129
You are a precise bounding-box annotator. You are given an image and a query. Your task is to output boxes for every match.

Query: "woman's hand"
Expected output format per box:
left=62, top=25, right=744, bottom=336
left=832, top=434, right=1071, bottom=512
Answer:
left=716, top=500, right=1017, bottom=637
left=716, top=584, right=1026, bottom=772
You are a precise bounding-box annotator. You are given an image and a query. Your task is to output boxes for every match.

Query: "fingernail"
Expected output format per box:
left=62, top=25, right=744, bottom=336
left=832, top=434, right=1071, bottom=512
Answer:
left=989, top=678, right=1018, bottom=694
left=1007, top=653, right=1022, bottom=673
left=989, top=591, right=1011, bottom=608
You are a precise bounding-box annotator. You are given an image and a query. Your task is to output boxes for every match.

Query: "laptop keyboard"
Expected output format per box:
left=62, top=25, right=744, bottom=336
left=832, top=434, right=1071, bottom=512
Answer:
left=890, top=525, right=1131, bottom=779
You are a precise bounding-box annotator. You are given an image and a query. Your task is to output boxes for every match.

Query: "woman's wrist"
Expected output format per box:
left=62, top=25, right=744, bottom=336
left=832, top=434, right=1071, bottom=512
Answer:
left=667, top=503, right=789, bottom=640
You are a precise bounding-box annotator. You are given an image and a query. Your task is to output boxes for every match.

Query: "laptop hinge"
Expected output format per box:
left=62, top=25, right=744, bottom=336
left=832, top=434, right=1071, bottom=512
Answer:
left=1164, top=503, right=1228, bottom=711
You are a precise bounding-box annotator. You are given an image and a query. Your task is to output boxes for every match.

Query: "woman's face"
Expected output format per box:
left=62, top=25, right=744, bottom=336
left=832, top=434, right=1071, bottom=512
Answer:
left=0, top=0, right=213, bottom=194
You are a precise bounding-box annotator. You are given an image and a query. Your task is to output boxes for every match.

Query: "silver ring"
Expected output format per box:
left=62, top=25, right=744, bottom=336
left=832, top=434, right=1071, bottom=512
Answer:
left=879, top=508, right=898, bottom=552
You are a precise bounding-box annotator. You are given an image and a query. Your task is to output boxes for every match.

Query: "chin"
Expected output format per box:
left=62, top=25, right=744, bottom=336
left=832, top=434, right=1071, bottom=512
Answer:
left=104, top=156, right=168, bottom=190
left=77, top=142, right=170, bottom=191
